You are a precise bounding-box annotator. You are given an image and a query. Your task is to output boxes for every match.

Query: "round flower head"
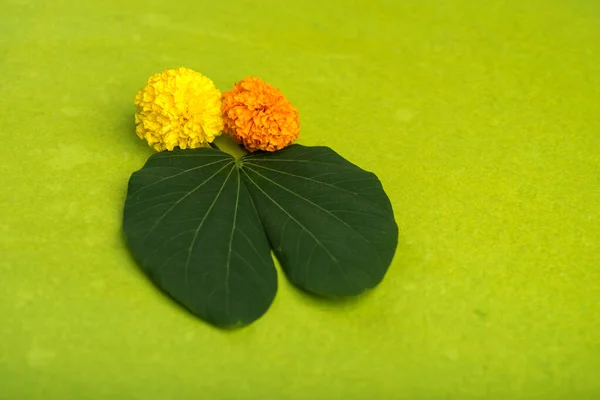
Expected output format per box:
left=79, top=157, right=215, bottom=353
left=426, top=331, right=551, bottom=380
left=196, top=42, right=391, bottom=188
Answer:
left=134, top=67, right=224, bottom=151
left=221, top=77, right=300, bottom=152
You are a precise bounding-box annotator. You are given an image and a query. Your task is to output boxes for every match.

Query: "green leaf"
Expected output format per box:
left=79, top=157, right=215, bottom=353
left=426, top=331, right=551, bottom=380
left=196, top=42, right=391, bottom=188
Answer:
left=123, top=144, right=398, bottom=327
left=123, top=149, right=277, bottom=327
left=241, top=145, right=398, bottom=297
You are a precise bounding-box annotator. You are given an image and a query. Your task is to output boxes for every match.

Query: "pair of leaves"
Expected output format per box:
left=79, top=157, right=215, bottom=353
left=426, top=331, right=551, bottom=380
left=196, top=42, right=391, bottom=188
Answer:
left=123, top=145, right=398, bottom=327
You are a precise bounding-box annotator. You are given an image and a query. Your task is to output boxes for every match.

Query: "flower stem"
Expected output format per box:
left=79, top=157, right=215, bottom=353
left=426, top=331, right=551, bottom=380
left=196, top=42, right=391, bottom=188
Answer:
left=212, top=134, right=248, bottom=159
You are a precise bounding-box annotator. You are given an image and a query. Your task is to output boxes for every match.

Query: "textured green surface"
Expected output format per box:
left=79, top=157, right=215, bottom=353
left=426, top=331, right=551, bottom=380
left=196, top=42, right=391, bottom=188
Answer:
left=1, top=0, right=599, bottom=398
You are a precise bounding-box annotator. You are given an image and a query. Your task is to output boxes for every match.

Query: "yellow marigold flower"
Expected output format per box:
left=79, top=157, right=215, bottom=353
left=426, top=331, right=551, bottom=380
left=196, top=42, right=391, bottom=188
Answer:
left=221, top=77, right=300, bottom=152
left=134, top=67, right=224, bottom=151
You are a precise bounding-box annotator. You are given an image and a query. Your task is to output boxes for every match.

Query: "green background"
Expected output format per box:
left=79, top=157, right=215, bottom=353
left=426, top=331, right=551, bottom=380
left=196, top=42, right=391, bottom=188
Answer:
left=1, top=0, right=599, bottom=398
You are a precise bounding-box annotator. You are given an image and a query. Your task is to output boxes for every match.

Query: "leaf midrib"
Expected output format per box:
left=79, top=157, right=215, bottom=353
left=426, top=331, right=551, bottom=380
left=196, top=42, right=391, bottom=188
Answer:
left=184, top=162, right=236, bottom=307
left=222, top=167, right=242, bottom=318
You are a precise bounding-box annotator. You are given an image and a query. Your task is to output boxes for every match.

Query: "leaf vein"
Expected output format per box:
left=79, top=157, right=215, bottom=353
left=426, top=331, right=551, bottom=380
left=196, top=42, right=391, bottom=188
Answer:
left=140, top=161, right=234, bottom=246
left=243, top=162, right=382, bottom=209
left=245, top=165, right=382, bottom=271
left=129, top=158, right=230, bottom=198
left=241, top=168, right=338, bottom=263
left=183, top=164, right=236, bottom=307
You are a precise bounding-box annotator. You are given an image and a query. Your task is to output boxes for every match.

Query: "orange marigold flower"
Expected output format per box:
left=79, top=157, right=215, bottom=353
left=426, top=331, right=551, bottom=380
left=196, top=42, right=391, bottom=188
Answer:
left=221, top=77, right=300, bottom=152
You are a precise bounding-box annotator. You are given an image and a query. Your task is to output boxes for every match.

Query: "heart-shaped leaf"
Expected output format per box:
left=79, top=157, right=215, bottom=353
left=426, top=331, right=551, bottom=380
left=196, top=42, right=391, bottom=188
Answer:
left=123, top=145, right=398, bottom=326
left=123, top=150, right=277, bottom=327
